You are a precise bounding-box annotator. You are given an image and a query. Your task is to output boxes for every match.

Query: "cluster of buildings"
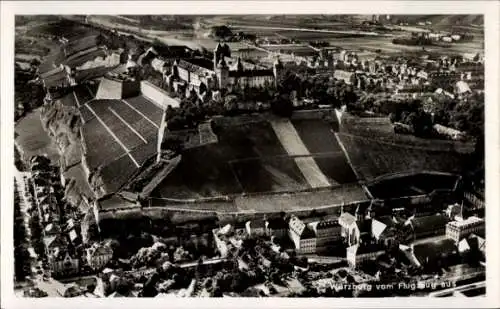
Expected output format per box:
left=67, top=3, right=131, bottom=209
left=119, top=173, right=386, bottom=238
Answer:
left=29, top=156, right=113, bottom=278
left=211, top=199, right=485, bottom=271
left=137, top=43, right=282, bottom=99
left=30, top=156, right=80, bottom=277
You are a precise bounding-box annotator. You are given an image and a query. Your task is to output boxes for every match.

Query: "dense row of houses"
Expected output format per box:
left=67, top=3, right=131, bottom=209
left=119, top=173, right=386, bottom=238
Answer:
left=30, top=156, right=113, bottom=278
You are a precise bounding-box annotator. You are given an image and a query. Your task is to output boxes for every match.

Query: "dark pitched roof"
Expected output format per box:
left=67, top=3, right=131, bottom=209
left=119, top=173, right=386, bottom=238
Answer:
left=409, top=214, right=448, bottom=234
left=267, top=217, right=288, bottom=230
left=229, top=69, right=274, bottom=78
left=178, top=58, right=213, bottom=72
left=355, top=243, right=384, bottom=255
left=248, top=219, right=266, bottom=229
left=413, top=239, right=457, bottom=264
left=300, top=225, right=316, bottom=240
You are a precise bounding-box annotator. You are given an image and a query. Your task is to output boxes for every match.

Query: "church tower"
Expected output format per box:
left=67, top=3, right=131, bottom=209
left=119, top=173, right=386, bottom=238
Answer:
left=273, top=56, right=283, bottom=88
left=213, top=42, right=224, bottom=71
left=215, top=58, right=229, bottom=90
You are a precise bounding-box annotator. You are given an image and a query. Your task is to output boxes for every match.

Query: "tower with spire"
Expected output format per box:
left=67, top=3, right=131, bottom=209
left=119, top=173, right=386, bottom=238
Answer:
left=273, top=56, right=283, bottom=88
left=215, top=57, right=229, bottom=89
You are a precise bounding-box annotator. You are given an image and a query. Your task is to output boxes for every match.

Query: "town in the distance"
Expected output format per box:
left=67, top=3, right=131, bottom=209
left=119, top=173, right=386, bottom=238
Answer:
left=14, top=15, right=485, bottom=298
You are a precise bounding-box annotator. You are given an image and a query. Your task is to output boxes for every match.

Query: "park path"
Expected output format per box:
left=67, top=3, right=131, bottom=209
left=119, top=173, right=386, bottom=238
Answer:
left=270, top=119, right=332, bottom=188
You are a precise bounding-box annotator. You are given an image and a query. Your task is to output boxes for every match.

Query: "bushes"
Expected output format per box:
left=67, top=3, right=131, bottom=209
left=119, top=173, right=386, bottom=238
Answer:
left=271, top=94, right=294, bottom=118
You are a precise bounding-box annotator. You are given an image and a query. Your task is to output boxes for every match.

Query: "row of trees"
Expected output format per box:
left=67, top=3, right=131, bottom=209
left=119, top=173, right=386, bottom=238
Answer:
left=278, top=69, right=358, bottom=107
left=14, top=181, right=31, bottom=282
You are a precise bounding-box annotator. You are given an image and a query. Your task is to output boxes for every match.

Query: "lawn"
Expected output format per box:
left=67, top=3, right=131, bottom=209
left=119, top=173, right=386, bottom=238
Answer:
left=291, top=119, right=341, bottom=154
left=234, top=184, right=368, bottom=212
left=367, top=172, right=459, bottom=199
left=313, top=153, right=358, bottom=184
left=291, top=119, right=357, bottom=184
left=337, top=133, right=466, bottom=182
left=15, top=108, right=60, bottom=165
left=231, top=156, right=309, bottom=194
left=151, top=117, right=297, bottom=199
left=65, top=35, right=99, bottom=57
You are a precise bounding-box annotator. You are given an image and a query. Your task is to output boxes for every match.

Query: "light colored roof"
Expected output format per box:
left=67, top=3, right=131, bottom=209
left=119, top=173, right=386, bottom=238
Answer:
left=219, top=224, right=232, bottom=235
left=126, top=59, right=137, bottom=69
left=339, top=212, right=356, bottom=227
left=458, top=238, right=470, bottom=252
left=371, top=219, right=387, bottom=239
left=69, top=229, right=79, bottom=241
left=102, top=267, right=114, bottom=274
left=455, top=81, right=471, bottom=94
left=447, top=216, right=483, bottom=228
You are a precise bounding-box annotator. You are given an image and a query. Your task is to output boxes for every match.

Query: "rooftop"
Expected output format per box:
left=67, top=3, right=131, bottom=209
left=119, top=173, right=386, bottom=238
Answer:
left=407, top=214, right=448, bottom=233
left=412, top=238, right=457, bottom=264
left=447, top=216, right=484, bottom=228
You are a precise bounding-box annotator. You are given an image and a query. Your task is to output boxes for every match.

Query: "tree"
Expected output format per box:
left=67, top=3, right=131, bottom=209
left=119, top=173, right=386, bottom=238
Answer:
left=271, top=94, right=293, bottom=117
left=95, top=33, right=106, bottom=46
left=167, top=115, right=186, bottom=131
left=161, top=134, right=184, bottom=153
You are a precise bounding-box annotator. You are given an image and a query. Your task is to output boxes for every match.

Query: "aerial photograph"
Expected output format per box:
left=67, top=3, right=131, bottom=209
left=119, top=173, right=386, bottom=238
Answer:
left=13, top=14, right=485, bottom=298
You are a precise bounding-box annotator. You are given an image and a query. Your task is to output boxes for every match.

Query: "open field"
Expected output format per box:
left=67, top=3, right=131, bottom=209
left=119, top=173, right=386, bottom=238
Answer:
left=336, top=133, right=466, bottom=182
left=15, top=108, right=60, bottom=165
left=290, top=119, right=357, bottom=184
left=65, top=35, right=98, bottom=57
left=151, top=116, right=362, bottom=200
left=87, top=15, right=201, bottom=50
left=367, top=172, right=459, bottom=199
left=331, top=35, right=483, bottom=55
left=152, top=118, right=292, bottom=199
left=65, top=47, right=106, bottom=68
left=231, top=156, right=308, bottom=193
left=291, top=119, right=341, bottom=153
left=233, top=184, right=368, bottom=212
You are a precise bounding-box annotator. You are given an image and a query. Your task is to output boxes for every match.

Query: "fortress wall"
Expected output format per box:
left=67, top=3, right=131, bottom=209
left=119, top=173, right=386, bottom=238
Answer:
left=140, top=81, right=179, bottom=109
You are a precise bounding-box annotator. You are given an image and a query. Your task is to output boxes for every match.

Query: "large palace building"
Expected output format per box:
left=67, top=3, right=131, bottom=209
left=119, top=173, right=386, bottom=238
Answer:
left=166, top=42, right=283, bottom=95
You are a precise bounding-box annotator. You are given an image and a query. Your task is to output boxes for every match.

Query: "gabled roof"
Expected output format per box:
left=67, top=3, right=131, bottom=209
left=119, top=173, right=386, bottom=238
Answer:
left=412, top=239, right=457, bottom=265
left=300, top=225, right=316, bottom=240
left=371, top=219, right=387, bottom=239
left=407, top=214, right=448, bottom=234
left=267, top=217, right=288, bottom=230
left=43, top=234, right=65, bottom=248
left=69, top=229, right=79, bottom=242
left=228, top=69, right=273, bottom=78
